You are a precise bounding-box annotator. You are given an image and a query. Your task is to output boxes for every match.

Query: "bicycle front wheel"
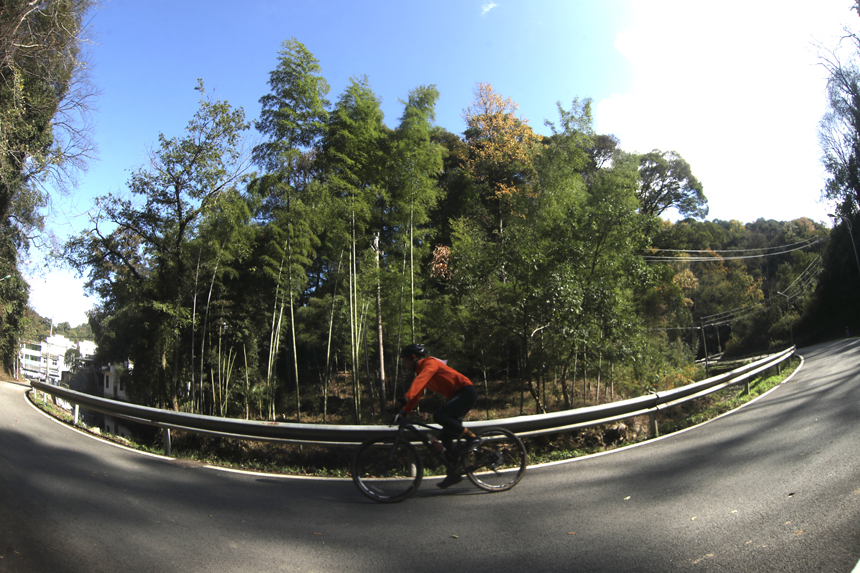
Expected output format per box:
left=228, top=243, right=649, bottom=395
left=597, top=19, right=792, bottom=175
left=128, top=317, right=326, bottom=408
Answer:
left=352, top=437, right=423, bottom=503
left=465, top=427, right=527, bottom=492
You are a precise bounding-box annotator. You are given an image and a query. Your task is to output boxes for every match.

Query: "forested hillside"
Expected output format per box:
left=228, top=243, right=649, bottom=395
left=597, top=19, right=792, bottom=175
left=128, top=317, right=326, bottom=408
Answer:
left=23, top=312, right=93, bottom=343
left=54, top=38, right=835, bottom=422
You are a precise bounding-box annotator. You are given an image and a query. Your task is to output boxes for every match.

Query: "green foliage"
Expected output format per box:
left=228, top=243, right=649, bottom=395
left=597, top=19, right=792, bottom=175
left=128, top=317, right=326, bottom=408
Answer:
left=819, top=33, right=860, bottom=219
left=648, top=216, right=829, bottom=358
left=813, top=25, right=860, bottom=341
left=254, top=37, right=330, bottom=174
left=0, top=0, right=94, bottom=371
left=59, top=38, right=834, bottom=425
left=65, top=83, right=251, bottom=410
left=637, top=149, right=707, bottom=219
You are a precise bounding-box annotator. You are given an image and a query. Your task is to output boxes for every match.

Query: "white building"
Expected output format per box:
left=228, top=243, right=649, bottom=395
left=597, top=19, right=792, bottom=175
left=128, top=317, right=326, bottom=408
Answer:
left=22, top=335, right=134, bottom=439
left=101, top=362, right=133, bottom=439
left=101, top=363, right=129, bottom=401
left=19, top=334, right=79, bottom=382
left=78, top=340, right=97, bottom=360
left=19, top=341, right=43, bottom=380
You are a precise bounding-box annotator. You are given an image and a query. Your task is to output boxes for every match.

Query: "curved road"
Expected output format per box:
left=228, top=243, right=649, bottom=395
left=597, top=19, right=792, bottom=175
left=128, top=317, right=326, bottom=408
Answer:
left=1, top=339, right=859, bottom=572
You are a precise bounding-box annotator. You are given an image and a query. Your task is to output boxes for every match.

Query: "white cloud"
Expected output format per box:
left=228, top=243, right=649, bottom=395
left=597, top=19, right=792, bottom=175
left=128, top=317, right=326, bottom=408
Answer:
left=26, top=269, right=94, bottom=327
left=595, top=0, right=855, bottom=223
left=482, top=2, right=498, bottom=16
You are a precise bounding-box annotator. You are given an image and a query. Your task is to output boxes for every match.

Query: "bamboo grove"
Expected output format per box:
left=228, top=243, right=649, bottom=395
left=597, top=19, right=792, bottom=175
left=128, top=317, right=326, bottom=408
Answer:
left=62, top=38, right=831, bottom=421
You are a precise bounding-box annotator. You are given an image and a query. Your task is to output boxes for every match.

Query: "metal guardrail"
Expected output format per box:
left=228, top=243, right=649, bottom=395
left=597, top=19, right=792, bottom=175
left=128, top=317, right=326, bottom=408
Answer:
left=30, top=346, right=795, bottom=452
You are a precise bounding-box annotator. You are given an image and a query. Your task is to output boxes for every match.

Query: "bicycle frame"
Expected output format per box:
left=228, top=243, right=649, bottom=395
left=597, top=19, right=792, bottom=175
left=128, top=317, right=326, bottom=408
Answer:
left=391, top=419, right=466, bottom=473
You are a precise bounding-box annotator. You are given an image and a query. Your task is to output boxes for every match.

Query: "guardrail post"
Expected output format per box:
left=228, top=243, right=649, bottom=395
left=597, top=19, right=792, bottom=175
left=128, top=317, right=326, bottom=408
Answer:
left=73, top=404, right=79, bottom=425
left=163, top=428, right=171, bottom=457
left=649, top=412, right=659, bottom=437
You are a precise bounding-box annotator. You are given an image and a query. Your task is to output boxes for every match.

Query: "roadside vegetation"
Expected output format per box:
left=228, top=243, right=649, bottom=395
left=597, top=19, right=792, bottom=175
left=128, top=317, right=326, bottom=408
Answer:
left=26, top=357, right=800, bottom=477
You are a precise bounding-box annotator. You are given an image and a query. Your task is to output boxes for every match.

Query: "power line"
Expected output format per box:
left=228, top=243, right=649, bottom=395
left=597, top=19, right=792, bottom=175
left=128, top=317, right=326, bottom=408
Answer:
left=673, top=256, right=823, bottom=330
left=645, top=236, right=823, bottom=254
left=701, top=304, right=762, bottom=322
left=703, top=306, right=767, bottom=327
left=643, top=237, right=827, bottom=262
left=778, top=255, right=823, bottom=300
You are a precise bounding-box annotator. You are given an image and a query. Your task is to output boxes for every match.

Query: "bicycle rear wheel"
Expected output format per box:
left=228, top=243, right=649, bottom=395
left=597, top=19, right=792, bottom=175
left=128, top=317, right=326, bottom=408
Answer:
left=352, top=437, right=423, bottom=503
left=464, top=427, right=527, bottom=492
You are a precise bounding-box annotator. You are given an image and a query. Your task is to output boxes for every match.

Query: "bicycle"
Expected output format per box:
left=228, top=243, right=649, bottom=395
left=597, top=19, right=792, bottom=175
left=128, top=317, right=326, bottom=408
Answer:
left=351, top=414, right=527, bottom=503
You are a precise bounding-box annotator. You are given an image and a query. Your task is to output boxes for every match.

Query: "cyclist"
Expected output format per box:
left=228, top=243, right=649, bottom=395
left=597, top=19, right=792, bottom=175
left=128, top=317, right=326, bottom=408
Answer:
left=397, top=343, right=478, bottom=489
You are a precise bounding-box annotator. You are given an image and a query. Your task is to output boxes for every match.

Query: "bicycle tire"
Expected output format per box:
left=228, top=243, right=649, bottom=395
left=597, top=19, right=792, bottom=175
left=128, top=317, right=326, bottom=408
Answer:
left=464, top=427, right=527, bottom=492
left=351, top=437, right=423, bottom=503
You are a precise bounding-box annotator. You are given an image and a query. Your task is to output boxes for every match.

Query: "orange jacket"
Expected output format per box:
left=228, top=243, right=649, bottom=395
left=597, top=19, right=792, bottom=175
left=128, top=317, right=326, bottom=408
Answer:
left=402, top=357, right=473, bottom=413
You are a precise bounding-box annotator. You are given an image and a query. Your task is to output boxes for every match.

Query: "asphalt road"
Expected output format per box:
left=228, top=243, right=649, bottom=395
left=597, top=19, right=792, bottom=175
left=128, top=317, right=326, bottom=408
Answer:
left=1, top=339, right=859, bottom=572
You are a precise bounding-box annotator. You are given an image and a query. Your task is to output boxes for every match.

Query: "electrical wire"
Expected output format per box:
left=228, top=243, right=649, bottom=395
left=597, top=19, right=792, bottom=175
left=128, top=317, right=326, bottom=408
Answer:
left=645, top=236, right=823, bottom=254
left=643, top=237, right=827, bottom=262
left=649, top=240, right=826, bottom=331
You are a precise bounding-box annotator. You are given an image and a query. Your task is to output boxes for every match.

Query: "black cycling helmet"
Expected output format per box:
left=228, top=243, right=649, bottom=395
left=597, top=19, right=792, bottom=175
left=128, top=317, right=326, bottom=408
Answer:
left=400, top=343, right=426, bottom=358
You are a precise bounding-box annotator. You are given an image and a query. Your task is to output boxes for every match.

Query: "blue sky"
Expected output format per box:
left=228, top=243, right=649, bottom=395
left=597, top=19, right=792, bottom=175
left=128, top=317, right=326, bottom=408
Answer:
left=29, top=0, right=858, bottom=326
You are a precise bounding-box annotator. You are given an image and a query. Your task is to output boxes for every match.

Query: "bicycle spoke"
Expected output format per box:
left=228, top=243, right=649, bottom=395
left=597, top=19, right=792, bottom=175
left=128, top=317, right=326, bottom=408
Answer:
left=465, top=428, right=527, bottom=492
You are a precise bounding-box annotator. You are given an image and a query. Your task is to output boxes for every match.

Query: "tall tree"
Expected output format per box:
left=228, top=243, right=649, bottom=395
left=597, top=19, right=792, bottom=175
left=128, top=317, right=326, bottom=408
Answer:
left=0, top=0, right=96, bottom=370
left=252, top=37, right=330, bottom=421
left=636, top=150, right=707, bottom=219
left=462, top=82, right=544, bottom=233
left=317, top=75, right=387, bottom=421
left=254, top=38, right=329, bottom=168
left=188, top=187, right=254, bottom=414
left=819, top=19, right=860, bottom=219
left=386, top=85, right=443, bottom=362
left=0, top=0, right=96, bottom=221
left=65, top=83, right=251, bottom=409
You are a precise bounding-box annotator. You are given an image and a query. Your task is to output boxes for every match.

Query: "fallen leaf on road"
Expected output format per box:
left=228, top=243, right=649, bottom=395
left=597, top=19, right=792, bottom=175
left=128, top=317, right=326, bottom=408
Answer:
left=451, top=535, right=459, bottom=539
left=624, top=496, right=631, bottom=500
left=567, top=532, right=576, bottom=535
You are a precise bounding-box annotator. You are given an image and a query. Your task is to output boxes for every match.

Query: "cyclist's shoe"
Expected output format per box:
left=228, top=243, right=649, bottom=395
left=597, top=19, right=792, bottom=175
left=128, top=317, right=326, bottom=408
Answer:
left=437, top=473, right=463, bottom=489
left=460, top=428, right=477, bottom=449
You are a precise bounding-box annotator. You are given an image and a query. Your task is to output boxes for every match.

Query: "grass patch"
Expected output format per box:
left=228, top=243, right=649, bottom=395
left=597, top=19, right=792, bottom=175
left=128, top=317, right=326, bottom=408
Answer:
left=28, top=388, right=163, bottom=455
left=654, top=357, right=797, bottom=436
